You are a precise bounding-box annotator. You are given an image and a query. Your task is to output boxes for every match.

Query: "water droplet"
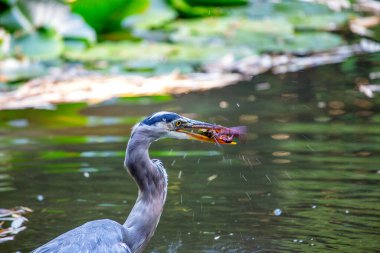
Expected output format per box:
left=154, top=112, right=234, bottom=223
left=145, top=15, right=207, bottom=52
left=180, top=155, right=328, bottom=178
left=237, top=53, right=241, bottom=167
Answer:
left=272, top=151, right=291, bottom=157
left=8, top=119, right=29, bottom=128
left=219, top=101, right=229, bottom=109
left=328, top=100, right=345, bottom=109
left=355, top=151, right=372, bottom=157
left=328, top=109, right=346, bottom=116
left=13, top=138, right=31, bottom=145
left=314, top=116, right=331, bottom=122
left=281, top=93, right=298, bottom=99
left=274, top=208, right=282, bottom=216
left=247, top=95, right=256, bottom=101
left=240, top=114, right=258, bottom=123
left=272, top=159, right=291, bottom=164
left=317, top=101, right=326, bottom=108
left=271, top=134, right=290, bottom=140
left=207, top=174, right=218, bottom=182
left=256, top=82, right=270, bottom=91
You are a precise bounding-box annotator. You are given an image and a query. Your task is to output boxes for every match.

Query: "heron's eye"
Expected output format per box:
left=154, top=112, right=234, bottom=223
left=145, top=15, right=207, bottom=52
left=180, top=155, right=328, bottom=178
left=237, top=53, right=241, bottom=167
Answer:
left=175, top=121, right=182, bottom=127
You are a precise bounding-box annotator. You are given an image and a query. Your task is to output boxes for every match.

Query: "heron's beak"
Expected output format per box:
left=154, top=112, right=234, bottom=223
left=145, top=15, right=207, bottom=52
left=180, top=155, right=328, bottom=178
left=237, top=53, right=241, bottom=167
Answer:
left=176, top=119, right=245, bottom=145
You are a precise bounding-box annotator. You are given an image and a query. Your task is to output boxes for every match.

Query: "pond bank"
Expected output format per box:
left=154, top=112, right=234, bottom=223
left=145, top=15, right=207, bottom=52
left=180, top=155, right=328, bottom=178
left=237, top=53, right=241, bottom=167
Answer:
left=1, top=39, right=379, bottom=110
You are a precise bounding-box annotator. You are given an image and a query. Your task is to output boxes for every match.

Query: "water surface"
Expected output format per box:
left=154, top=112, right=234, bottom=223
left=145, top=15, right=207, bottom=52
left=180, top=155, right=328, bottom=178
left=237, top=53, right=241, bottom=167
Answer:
left=1, top=58, right=380, bottom=252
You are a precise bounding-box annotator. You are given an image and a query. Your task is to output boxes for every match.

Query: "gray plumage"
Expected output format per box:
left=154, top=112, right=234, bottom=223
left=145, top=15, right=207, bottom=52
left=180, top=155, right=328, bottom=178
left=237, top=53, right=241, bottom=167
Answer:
left=32, top=112, right=216, bottom=253
left=33, top=219, right=131, bottom=253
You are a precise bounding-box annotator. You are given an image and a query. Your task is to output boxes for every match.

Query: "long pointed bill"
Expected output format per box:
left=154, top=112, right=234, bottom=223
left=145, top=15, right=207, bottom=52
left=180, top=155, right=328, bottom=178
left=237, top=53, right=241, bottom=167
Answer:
left=177, top=119, right=246, bottom=145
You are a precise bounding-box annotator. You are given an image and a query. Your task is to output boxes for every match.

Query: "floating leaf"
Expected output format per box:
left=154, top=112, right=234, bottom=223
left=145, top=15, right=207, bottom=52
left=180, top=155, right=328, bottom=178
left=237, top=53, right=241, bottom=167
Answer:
left=0, top=7, right=29, bottom=32
left=234, top=31, right=344, bottom=54
left=1, top=0, right=96, bottom=42
left=167, top=17, right=294, bottom=37
left=186, top=0, right=248, bottom=6
left=289, top=13, right=351, bottom=31
left=273, top=1, right=332, bottom=16
left=64, top=41, right=229, bottom=64
left=168, top=16, right=344, bottom=54
left=71, top=0, right=149, bottom=34
left=123, top=0, right=177, bottom=30
left=13, top=29, right=64, bottom=60
left=0, top=58, right=46, bottom=82
left=167, top=0, right=225, bottom=17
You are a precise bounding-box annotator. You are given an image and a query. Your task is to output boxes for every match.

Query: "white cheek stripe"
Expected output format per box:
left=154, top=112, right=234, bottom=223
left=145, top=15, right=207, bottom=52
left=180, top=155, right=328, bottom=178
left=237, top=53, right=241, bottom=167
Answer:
left=167, top=131, right=190, bottom=140
left=149, top=111, right=171, bottom=121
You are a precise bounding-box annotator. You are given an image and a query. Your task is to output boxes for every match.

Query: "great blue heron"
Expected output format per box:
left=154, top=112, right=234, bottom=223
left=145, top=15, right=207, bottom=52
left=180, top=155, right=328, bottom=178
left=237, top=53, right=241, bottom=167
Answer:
left=32, top=111, right=241, bottom=253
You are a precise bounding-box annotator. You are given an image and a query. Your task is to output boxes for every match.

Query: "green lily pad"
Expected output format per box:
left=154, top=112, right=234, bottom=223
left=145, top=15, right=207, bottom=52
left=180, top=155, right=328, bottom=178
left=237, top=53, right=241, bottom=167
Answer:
left=123, top=0, right=177, bottom=30
left=167, top=16, right=344, bottom=54
left=167, top=0, right=225, bottom=17
left=289, top=13, right=351, bottom=31
left=154, top=61, right=194, bottom=74
left=273, top=1, right=332, bottom=16
left=0, top=8, right=25, bottom=32
left=0, top=58, right=47, bottom=83
left=167, top=17, right=294, bottom=38
left=234, top=32, right=344, bottom=54
left=71, top=0, right=149, bottom=33
left=14, top=30, right=64, bottom=60
left=186, top=0, right=248, bottom=6
left=64, top=41, right=229, bottom=64
left=1, top=0, right=96, bottom=43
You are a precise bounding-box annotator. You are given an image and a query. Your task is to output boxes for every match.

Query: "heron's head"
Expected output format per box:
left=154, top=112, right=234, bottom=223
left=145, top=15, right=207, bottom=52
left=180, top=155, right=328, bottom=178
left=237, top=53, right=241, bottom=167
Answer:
left=132, top=111, right=242, bottom=144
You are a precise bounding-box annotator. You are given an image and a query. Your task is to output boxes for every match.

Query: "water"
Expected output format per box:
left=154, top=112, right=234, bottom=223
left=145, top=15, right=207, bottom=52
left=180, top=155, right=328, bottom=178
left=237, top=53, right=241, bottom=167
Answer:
left=1, top=59, right=380, bottom=252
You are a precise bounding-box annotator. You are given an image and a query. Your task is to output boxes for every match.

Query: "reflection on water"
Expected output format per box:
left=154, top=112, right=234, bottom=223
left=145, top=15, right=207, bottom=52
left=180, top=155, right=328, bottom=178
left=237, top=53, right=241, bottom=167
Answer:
left=1, top=61, right=380, bottom=252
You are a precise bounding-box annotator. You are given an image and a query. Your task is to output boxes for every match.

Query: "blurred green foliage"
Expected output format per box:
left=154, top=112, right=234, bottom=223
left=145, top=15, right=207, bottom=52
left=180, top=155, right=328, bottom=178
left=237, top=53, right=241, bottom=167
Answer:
left=71, top=0, right=149, bottom=33
left=0, top=0, right=96, bottom=59
left=0, top=0, right=368, bottom=82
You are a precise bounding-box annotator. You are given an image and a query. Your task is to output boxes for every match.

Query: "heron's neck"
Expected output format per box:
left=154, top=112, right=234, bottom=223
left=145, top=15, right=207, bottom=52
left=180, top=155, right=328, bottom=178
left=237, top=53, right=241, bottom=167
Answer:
left=123, top=130, right=168, bottom=253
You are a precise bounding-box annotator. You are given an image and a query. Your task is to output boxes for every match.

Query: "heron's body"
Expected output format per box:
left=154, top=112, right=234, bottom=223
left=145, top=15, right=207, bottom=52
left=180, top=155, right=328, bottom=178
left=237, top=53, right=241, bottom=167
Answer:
left=33, top=219, right=131, bottom=253
left=33, top=112, right=237, bottom=253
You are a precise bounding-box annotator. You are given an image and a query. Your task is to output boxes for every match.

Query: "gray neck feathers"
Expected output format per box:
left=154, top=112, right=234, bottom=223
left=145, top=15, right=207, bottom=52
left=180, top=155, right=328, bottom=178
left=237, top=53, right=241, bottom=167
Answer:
left=123, top=126, right=168, bottom=253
